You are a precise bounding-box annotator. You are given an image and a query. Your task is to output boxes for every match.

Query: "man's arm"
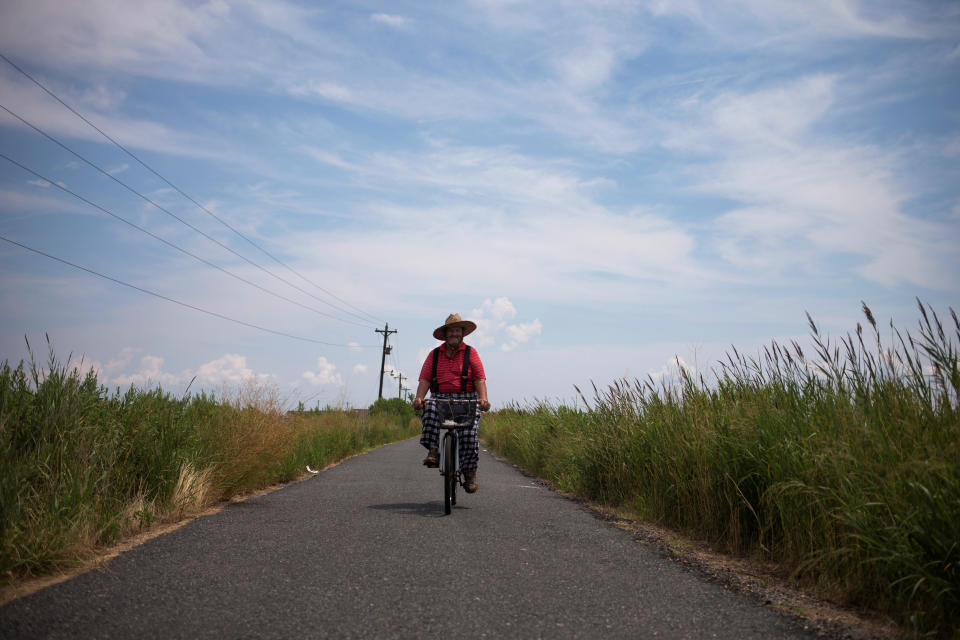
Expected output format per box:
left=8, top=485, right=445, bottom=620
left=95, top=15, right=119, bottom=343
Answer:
left=412, top=379, right=430, bottom=410
left=474, top=379, right=490, bottom=412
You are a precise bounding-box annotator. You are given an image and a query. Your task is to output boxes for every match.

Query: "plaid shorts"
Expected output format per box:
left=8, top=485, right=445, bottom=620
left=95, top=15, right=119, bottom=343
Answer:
left=420, top=391, right=481, bottom=472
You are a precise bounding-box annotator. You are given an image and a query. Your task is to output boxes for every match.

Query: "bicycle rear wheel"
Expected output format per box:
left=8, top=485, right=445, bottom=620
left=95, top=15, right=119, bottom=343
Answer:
left=443, top=433, right=456, bottom=515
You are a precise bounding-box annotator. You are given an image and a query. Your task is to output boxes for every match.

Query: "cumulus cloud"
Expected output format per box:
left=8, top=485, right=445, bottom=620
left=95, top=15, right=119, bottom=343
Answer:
left=302, top=356, right=343, bottom=386
left=469, top=297, right=517, bottom=347
left=648, top=356, right=696, bottom=384
left=104, top=347, right=139, bottom=372
left=195, top=354, right=266, bottom=386
left=112, top=355, right=184, bottom=388
left=501, top=318, right=543, bottom=352
left=472, top=297, right=517, bottom=326
left=463, top=297, right=541, bottom=352
left=67, top=356, right=103, bottom=380
left=107, top=352, right=267, bottom=389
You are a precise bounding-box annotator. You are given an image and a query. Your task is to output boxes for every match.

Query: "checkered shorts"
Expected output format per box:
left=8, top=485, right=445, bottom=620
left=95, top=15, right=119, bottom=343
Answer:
left=420, top=391, right=481, bottom=472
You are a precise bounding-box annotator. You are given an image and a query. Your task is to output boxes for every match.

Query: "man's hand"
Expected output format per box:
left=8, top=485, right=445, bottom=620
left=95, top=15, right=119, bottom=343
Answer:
left=413, top=397, right=425, bottom=411
left=479, top=399, right=491, bottom=412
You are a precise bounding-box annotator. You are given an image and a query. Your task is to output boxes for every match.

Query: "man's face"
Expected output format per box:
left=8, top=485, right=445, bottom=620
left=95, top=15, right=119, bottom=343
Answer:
left=445, top=326, right=463, bottom=346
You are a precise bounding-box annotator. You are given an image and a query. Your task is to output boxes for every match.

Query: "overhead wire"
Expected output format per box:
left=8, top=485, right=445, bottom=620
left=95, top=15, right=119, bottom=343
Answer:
left=0, top=102, right=377, bottom=329
left=0, top=234, right=378, bottom=348
left=0, top=51, right=384, bottom=326
left=0, top=151, right=375, bottom=328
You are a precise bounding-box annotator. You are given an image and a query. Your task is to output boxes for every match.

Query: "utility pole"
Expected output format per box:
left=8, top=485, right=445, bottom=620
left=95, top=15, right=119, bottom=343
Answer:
left=396, top=372, right=407, bottom=399
left=375, top=323, right=397, bottom=400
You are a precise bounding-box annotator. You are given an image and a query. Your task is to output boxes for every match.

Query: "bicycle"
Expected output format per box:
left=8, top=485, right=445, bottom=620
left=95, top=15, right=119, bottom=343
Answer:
left=423, top=397, right=478, bottom=515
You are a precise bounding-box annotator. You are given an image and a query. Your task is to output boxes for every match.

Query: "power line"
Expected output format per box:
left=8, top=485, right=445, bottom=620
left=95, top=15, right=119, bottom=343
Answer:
left=0, top=234, right=378, bottom=348
left=0, top=51, right=384, bottom=326
left=0, top=102, right=377, bottom=329
left=0, top=151, right=374, bottom=328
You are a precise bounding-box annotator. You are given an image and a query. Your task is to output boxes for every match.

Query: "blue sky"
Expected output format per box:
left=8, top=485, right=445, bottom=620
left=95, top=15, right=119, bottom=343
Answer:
left=1, top=0, right=958, bottom=409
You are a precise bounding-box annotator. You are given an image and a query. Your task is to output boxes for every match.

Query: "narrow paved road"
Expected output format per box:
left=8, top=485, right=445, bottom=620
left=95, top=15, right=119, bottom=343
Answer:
left=1, top=438, right=817, bottom=639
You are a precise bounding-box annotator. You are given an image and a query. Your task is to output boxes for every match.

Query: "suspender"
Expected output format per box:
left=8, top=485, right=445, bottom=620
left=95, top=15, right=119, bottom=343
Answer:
left=460, top=346, right=471, bottom=393
left=430, top=345, right=472, bottom=393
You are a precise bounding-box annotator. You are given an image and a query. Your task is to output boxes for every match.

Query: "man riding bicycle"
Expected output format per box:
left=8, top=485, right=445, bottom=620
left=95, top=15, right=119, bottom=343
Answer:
left=412, top=313, right=490, bottom=493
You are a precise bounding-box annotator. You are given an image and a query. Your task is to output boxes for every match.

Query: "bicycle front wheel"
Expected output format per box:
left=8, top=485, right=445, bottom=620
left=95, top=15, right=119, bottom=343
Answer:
left=443, top=433, right=456, bottom=515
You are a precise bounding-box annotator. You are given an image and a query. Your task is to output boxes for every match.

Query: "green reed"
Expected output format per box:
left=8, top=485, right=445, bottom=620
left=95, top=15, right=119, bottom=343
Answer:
left=481, top=300, right=959, bottom=638
left=0, top=337, right=418, bottom=583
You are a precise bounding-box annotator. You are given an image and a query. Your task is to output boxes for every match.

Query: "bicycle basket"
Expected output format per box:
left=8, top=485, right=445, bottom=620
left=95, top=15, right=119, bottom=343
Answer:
left=435, top=400, right=477, bottom=427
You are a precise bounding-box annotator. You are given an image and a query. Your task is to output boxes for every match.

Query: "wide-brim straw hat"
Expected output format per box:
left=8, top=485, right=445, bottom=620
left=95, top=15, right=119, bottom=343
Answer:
left=433, top=313, right=477, bottom=340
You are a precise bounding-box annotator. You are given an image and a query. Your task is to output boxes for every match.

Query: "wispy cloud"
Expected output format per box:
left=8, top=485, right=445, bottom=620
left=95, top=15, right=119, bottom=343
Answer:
left=371, top=13, right=411, bottom=29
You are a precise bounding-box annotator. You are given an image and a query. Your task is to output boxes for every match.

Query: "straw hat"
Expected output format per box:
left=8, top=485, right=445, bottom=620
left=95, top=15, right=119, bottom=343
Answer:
left=433, top=313, right=477, bottom=340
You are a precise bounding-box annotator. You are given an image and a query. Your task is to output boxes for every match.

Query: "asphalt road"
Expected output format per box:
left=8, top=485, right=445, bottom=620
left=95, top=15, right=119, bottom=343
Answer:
left=0, top=438, right=819, bottom=639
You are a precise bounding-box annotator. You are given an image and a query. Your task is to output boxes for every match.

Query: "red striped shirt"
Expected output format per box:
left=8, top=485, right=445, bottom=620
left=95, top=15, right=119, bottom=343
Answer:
left=419, top=342, right=486, bottom=393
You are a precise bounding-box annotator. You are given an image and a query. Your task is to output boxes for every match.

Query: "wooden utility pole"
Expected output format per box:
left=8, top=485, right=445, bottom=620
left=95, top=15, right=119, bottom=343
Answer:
left=396, top=372, right=407, bottom=399
left=375, top=323, right=397, bottom=400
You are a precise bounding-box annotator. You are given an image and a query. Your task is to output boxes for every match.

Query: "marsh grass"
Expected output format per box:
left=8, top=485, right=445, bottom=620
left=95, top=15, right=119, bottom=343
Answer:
left=481, top=301, right=959, bottom=638
left=0, top=338, right=418, bottom=583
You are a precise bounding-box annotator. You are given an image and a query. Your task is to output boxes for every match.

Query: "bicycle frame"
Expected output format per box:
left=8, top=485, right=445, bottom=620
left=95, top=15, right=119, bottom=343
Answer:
left=424, top=398, right=477, bottom=515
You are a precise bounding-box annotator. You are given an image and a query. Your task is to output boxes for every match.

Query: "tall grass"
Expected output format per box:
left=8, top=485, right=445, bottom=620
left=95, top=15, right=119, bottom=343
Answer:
left=481, top=301, right=959, bottom=638
left=0, top=339, right=418, bottom=583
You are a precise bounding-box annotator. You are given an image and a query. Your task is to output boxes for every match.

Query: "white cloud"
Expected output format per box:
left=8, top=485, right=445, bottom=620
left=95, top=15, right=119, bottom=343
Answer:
left=352, top=363, right=368, bottom=374
left=0, top=0, right=223, bottom=78
left=456, top=298, right=543, bottom=352
left=555, top=44, right=617, bottom=90
left=26, top=179, right=50, bottom=188
left=648, top=355, right=696, bottom=384
left=283, top=144, right=707, bottom=304
left=108, top=352, right=267, bottom=389
left=104, top=346, right=139, bottom=372
left=302, top=356, right=342, bottom=386
left=501, top=318, right=542, bottom=352
left=194, top=354, right=265, bottom=386
left=112, top=355, right=184, bottom=388
left=68, top=356, right=103, bottom=380
left=711, top=75, right=836, bottom=149
left=0, top=70, right=235, bottom=160
left=663, top=74, right=959, bottom=290
left=650, top=0, right=942, bottom=45
left=0, top=188, right=89, bottom=216
left=301, top=147, right=358, bottom=171
left=371, top=13, right=411, bottom=29
left=470, top=297, right=517, bottom=341
left=287, top=80, right=355, bottom=103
